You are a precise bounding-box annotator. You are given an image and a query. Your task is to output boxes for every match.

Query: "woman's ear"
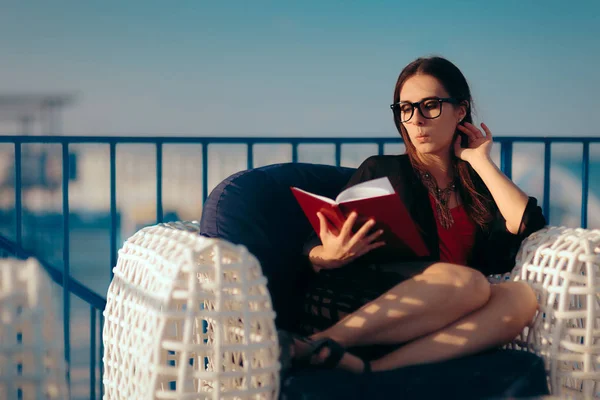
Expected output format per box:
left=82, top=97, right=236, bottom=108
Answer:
left=458, top=100, right=469, bottom=122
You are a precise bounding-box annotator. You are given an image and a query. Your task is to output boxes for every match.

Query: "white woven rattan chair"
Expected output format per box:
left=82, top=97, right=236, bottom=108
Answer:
left=508, top=226, right=600, bottom=398
left=102, top=221, right=279, bottom=400
left=0, top=257, right=68, bottom=400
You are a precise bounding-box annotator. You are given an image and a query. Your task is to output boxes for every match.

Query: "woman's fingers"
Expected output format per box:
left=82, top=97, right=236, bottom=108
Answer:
left=461, top=122, right=483, bottom=139
left=340, top=211, right=358, bottom=238
left=317, top=212, right=336, bottom=237
left=355, top=241, right=386, bottom=258
left=347, top=217, right=377, bottom=247
left=468, top=121, right=491, bottom=140
left=317, top=212, right=327, bottom=236
left=457, top=124, right=476, bottom=143
left=480, top=122, right=493, bottom=140
left=350, top=226, right=384, bottom=256
left=364, top=228, right=384, bottom=244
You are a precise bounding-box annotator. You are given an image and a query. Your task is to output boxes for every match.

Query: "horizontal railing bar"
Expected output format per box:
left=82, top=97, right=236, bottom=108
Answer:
left=1, top=135, right=599, bottom=144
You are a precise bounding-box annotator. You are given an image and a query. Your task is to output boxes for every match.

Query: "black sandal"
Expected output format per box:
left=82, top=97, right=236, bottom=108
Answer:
left=277, top=330, right=371, bottom=374
left=277, top=330, right=296, bottom=374
left=295, top=336, right=346, bottom=369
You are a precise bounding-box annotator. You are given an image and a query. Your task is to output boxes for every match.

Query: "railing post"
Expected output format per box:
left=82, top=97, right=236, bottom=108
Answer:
left=61, top=142, right=71, bottom=388
left=582, top=141, right=590, bottom=229
left=90, top=307, right=96, bottom=400
left=156, top=141, right=163, bottom=223
left=335, top=141, right=341, bottom=167
left=543, top=141, right=551, bottom=222
left=500, top=141, right=513, bottom=179
left=202, top=142, right=208, bottom=203
left=110, top=143, right=117, bottom=281
left=292, top=142, right=298, bottom=163
left=99, top=313, right=104, bottom=399
left=14, top=142, right=22, bottom=246
left=247, top=141, right=254, bottom=170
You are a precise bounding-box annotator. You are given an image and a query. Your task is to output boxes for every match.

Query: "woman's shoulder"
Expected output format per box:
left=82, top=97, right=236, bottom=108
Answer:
left=355, top=154, right=414, bottom=188
left=359, top=153, right=409, bottom=170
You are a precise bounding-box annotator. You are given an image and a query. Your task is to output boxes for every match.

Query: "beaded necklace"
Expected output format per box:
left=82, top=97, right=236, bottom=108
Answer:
left=416, top=169, right=457, bottom=230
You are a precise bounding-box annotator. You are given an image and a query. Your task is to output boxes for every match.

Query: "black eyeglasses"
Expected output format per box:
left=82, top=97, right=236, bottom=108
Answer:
left=390, top=97, right=459, bottom=122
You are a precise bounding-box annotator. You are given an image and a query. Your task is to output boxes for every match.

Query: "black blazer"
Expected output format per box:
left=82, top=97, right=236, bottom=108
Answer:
left=304, top=154, right=547, bottom=277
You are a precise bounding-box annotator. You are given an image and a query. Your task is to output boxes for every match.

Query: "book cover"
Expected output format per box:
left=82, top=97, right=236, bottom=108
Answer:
left=291, top=177, right=429, bottom=257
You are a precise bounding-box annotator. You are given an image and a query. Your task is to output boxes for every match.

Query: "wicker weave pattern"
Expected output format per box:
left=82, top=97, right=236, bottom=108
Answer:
left=102, top=223, right=279, bottom=400
left=0, top=258, right=68, bottom=399
left=509, top=226, right=600, bottom=398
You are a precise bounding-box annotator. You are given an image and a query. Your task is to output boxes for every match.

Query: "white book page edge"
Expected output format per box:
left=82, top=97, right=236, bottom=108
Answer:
left=292, top=187, right=337, bottom=205
left=335, top=177, right=395, bottom=203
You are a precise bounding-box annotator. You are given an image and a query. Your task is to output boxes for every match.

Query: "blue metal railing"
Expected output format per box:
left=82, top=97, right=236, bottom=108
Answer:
left=0, top=134, right=598, bottom=398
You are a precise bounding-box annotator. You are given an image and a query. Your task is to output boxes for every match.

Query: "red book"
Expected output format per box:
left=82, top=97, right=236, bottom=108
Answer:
left=291, top=177, right=429, bottom=257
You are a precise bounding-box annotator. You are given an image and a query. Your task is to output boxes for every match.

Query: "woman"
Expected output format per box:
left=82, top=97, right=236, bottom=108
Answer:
left=282, top=56, right=546, bottom=374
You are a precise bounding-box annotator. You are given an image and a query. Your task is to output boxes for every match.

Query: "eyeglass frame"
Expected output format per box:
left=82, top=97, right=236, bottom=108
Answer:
left=390, top=97, right=460, bottom=122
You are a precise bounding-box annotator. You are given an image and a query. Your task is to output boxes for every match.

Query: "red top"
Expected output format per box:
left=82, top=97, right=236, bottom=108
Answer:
left=428, top=195, right=477, bottom=266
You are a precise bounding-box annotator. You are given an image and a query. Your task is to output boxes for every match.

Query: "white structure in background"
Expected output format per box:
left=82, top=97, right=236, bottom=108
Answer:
left=0, top=94, right=74, bottom=135
left=102, top=222, right=280, bottom=400
left=510, top=226, right=600, bottom=398
left=0, top=258, right=68, bottom=399
left=0, top=94, right=76, bottom=214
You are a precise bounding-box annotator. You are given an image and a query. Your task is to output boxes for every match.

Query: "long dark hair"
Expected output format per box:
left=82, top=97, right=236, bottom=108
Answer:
left=392, top=56, right=494, bottom=229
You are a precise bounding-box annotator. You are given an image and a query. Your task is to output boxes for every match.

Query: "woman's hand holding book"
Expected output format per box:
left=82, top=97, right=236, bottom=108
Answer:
left=308, top=211, right=385, bottom=272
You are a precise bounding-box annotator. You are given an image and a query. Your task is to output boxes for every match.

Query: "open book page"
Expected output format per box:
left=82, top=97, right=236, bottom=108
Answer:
left=335, top=177, right=395, bottom=204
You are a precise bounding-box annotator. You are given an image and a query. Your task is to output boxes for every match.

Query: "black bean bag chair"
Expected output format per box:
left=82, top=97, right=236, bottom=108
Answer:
left=199, top=162, right=549, bottom=399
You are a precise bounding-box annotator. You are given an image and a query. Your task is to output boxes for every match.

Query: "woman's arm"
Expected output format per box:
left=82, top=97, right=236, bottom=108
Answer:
left=470, top=156, right=528, bottom=235
left=456, top=122, right=530, bottom=235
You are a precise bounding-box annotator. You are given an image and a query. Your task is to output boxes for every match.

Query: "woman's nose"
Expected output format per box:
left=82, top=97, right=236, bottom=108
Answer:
left=410, top=109, right=425, bottom=125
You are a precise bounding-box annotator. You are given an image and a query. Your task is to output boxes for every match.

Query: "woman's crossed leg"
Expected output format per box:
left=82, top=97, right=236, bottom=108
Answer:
left=297, top=262, right=537, bottom=373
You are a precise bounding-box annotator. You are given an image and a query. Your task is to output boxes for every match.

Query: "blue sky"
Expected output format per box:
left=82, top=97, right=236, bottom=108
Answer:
left=0, top=0, right=598, bottom=137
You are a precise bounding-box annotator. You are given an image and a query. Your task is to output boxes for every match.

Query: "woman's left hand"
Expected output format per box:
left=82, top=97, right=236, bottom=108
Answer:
left=454, top=122, right=493, bottom=164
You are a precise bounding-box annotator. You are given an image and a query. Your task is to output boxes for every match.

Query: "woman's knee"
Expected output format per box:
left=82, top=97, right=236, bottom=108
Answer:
left=492, top=281, right=538, bottom=332
left=419, top=262, right=491, bottom=310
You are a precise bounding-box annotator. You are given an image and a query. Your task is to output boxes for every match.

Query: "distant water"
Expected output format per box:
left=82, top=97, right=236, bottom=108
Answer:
left=559, top=161, right=600, bottom=197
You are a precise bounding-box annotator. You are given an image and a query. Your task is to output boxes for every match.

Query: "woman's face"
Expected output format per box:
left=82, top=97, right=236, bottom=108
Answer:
left=398, top=74, right=467, bottom=156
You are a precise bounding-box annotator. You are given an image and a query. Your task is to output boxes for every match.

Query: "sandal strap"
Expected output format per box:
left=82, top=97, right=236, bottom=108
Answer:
left=280, top=333, right=373, bottom=374
left=311, top=338, right=346, bottom=369
left=363, top=360, right=372, bottom=374
left=277, top=331, right=295, bottom=371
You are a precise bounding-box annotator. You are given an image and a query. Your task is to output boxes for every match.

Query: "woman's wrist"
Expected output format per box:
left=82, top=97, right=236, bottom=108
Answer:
left=468, top=154, right=495, bottom=174
left=308, top=245, right=342, bottom=271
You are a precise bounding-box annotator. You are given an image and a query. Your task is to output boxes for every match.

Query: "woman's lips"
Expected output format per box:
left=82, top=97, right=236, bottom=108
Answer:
left=415, top=135, right=430, bottom=143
